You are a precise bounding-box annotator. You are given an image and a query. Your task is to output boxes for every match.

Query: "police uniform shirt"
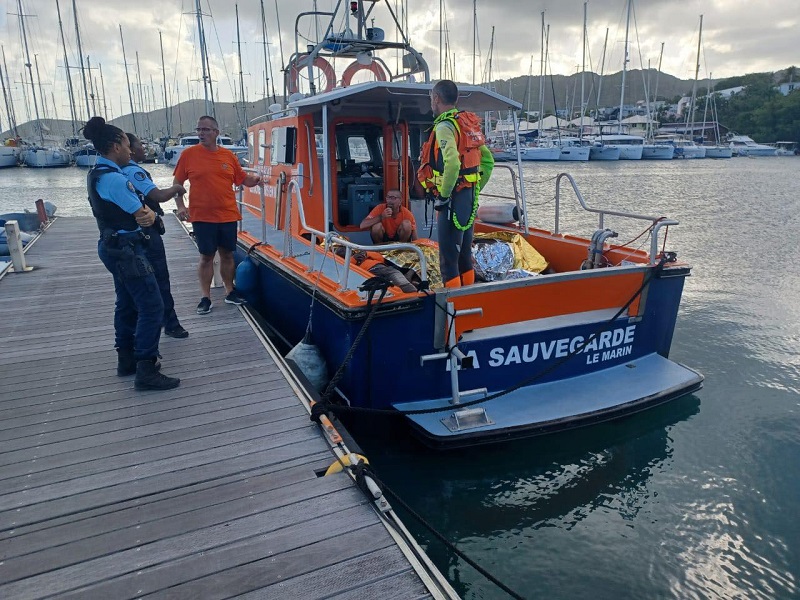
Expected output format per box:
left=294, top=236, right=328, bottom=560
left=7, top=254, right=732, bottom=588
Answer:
left=95, top=156, right=144, bottom=215
left=121, top=160, right=157, bottom=199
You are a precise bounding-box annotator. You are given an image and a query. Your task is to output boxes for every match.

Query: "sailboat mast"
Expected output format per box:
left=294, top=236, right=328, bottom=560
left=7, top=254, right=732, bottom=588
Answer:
left=99, top=62, right=108, bottom=119
left=159, top=32, right=171, bottom=136
left=196, top=0, right=212, bottom=116
left=538, top=12, right=545, bottom=127
left=55, top=0, right=77, bottom=133
left=119, top=25, right=137, bottom=132
left=471, top=0, right=477, bottom=85
left=259, top=0, right=276, bottom=106
left=17, top=0, right=44, bottom=144
left=34, top=54, right=48, bottom=120
left=0, top=47, right=18, bottom=137
left=236, top=4, right=247, bottom=136
left=71, top=0, right=91, bottom=119
left=618, top=0, right=632, bottom=135
left=135, top=52, right=151, bottom=137
left=439, top=0, right=443, bottom=78
left=580, top=1, right=587, bottom=139
left=87, top=55, right=98, bottom=114
left=686, top=15, right=703, bottom=140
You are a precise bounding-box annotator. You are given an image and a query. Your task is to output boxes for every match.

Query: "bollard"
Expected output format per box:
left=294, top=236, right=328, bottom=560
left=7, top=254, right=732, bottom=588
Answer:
left=4, top=220, right=33, bottom=273
left=212, top=252, right=223, bottom=288
left=35, top=199, right=48, bottom=227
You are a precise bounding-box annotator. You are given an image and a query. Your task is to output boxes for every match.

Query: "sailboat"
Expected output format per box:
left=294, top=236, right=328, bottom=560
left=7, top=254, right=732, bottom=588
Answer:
left=520, top=14, right=560, bottom=161
left=587, top=28, right=620, bottom=161
left=18, top=0, right=70, bottom=168
left=641, top=44, right=674, bottom=160
left=674, top=15, right=706, bottom=159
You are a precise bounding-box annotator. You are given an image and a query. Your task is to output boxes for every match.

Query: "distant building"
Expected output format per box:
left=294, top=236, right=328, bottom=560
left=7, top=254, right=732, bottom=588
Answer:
left=714, top=86, right=745, bottom=99
left=776, top=82, right=799, bottom=95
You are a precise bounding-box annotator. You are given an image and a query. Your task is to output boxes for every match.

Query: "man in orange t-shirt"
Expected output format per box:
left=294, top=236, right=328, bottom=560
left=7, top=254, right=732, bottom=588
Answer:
left=173, top=115, right=261, bottom=314
left=359, top=189, right=417, bottom=244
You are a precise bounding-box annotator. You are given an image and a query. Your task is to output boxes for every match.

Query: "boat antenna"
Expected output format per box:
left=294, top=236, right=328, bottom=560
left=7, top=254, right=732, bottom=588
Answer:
left=119, top=25, right=138, bottom=132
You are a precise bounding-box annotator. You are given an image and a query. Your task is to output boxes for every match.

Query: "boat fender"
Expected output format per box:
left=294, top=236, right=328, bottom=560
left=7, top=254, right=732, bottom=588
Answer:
left=476, top=204, right=520, bottom=224
left=341, top=60, right=388, bottom=87
left=324, top=453, right=370, bottom=476
left=288, top=54, right=335, bottom=95
left=234, top=258, right=258, bottom=292
left=286, top=333, right=329, bottom=392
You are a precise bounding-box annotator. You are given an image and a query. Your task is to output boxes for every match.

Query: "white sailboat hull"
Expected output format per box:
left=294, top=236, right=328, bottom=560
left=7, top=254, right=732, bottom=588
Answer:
left=518, top=146, right=561, bottom=161
left=0, top=147, right=19, bottom=168
left=23, top=148, right=71, bottom=168
left=641, top=145, right=674, bottom=160
left=558, top=146, right=590, bottom=161
left=588, top=145, right=621, bottom=161
left=704, top=146, right=732, bottom=159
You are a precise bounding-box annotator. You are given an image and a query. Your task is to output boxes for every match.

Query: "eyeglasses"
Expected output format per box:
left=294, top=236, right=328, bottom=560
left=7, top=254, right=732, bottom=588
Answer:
left=195, top=127, right=217, bottom=133
left=386, top=195, right=401, bottom=199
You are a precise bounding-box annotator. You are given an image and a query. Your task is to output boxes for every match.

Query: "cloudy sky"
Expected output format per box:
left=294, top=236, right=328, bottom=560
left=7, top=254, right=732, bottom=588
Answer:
left=0, top=0, right=796, bottom=124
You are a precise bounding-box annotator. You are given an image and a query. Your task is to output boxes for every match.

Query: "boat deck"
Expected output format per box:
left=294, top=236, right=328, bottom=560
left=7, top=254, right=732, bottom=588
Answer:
left=0, top=216, right=441, bottom=599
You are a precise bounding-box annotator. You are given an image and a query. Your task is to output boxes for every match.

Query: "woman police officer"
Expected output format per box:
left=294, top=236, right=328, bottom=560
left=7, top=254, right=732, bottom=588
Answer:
left=83, top=116, right=183, bottom=390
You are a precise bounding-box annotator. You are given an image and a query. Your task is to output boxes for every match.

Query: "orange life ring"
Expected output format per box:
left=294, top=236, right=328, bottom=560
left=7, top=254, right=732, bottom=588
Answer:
left=341, top=60, right=388, bottom=87
left=288, top=54, right=335, bottom=95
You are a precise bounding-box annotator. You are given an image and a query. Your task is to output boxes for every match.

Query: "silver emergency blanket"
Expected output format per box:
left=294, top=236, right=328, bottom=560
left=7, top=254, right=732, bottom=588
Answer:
left=472, top=239, right=515, bottom=282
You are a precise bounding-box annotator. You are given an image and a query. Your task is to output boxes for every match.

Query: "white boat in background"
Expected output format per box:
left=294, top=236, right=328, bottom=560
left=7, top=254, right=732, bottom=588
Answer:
left=593, top=134, right=644, bottom=160
left=552, top=137, right=590, bottom=161
left=641, top=142, right=674, bottom=160
left=703, top=145, right=733, bottom=159
left=23, top=147, right=71, bottom=168
left=73, top=143, right=99, bottom=167
left=164, top=134, right=248, bottom=166
left=0, top=145, right=20, bottom=168
left=587, top=141, right=621, bottom=161
left=772, top=141, right=798, bottom=156
left=517, top=144, right=561, bottom=161
left=728, top=134, right=776, bottom=157
left=671, top=138, right=706, bottom=159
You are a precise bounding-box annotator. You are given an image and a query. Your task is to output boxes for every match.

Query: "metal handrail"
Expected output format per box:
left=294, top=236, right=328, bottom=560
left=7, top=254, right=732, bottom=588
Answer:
left=285, top=179, right=429, bottom=291
left=554, top=172, right=678, bottom=265
left=476, top=163, right=527, bottom=231
left=237, top=169, right=267, bottom=242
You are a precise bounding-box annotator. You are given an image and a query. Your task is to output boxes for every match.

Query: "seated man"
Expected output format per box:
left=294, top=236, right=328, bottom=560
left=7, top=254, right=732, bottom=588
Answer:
left=359, top=189, right=417, bottom=244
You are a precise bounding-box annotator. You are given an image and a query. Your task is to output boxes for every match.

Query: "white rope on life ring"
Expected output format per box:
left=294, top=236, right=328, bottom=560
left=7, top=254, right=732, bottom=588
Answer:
left=288, top=54, right=336, bottom=95
left=341, top=60, right=388, bottom=87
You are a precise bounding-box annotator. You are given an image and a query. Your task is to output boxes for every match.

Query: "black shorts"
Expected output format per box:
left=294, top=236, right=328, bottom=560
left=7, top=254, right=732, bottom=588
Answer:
left=192, top=221, right=238, bottom=256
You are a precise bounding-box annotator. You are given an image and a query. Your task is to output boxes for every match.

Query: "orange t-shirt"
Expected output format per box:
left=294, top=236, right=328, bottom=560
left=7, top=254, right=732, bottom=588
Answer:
left=173, top=144, right=246, bottom=223
left=365, top=204, right=417, bottom=239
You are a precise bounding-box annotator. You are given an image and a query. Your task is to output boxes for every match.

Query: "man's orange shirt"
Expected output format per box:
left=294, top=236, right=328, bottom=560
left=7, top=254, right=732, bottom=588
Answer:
left=365, top=203, right=417, bottom=239
left=173, top=144, right=246, bottom=223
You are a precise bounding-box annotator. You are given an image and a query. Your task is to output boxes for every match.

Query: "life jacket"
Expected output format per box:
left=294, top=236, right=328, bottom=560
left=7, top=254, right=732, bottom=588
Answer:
left=87, top=165, right=140, bottom=234
left=417, top=109, right=485, bottom=196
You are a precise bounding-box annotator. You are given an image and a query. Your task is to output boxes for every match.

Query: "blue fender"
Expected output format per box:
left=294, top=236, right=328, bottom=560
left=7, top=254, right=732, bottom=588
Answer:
left=235, top=257, right=259, bottom=292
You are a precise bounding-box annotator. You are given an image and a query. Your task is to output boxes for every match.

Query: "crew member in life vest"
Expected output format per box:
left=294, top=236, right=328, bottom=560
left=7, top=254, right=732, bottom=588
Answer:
left=419, top=79, right=494, bottom=288
left=359, top=188, right=417, bottom=244
left=83, top=117, right=182, bottom=391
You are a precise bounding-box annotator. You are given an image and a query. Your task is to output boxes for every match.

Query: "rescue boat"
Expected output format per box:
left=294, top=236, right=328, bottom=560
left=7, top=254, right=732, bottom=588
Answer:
left=233, top=1, right=702, bottom=447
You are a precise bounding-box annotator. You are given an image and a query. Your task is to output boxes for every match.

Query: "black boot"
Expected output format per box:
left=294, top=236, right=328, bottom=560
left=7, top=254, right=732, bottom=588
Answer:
left=117, top=348, right=137, bottom=376
left=134, top=359, right=180, bottom=391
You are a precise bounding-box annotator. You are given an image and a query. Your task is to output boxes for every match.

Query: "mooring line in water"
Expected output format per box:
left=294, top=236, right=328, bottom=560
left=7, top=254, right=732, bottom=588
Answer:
left=325, top=449, right=526, bottom=600
left=312, top=256, right=669, bottom=420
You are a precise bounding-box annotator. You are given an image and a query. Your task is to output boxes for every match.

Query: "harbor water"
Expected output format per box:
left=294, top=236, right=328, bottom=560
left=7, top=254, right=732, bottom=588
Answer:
left=1, top=158, right=799, bottom=599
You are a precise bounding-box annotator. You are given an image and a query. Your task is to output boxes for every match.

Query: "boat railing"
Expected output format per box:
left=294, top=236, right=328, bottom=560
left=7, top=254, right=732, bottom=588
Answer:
left=475, top=163, right=528, bottom=231
left=236, top=180, right=268, bottom=243
left=239, top=175, right=428, bottom=292
left=554, top=172, right=678, bottom=265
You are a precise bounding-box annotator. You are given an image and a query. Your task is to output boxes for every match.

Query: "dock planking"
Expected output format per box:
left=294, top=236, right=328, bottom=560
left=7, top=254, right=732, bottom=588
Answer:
left=0, top=216, right=438, bottom=599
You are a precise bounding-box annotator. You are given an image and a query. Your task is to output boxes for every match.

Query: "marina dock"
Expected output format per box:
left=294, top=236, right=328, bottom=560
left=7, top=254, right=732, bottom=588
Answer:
left=0, top=216, right=452, bottom=599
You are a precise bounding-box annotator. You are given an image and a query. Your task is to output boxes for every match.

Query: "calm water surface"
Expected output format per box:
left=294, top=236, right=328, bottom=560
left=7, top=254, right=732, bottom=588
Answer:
left=1, top=158, right=798, bottom=599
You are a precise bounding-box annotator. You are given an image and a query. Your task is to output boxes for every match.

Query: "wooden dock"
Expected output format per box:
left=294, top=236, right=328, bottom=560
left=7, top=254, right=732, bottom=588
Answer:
left=0, top=216, right=453, bottom=599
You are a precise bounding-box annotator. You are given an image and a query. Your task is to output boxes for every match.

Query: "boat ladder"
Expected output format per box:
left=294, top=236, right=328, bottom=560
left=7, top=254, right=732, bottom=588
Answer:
left=419, top=302, right=493, bottom=432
